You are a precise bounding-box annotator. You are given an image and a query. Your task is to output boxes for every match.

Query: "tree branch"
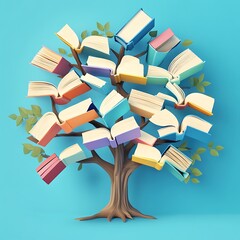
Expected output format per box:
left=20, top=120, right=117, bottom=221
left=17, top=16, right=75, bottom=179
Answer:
left=154, top=139, right=179, bottom=146
left=70, top=48, right=86, bottom=75
left=116, top=46, right=125, bottom=67
left=134, top=49, right=147, bottom=58
left=124, top=141, right=136, bottom=158
left=50, top=97, right=61, bottom=122
left=110, top=48, right=119, bottom=59
left=41, top=153, right=50, bottom=158
left=116, top=82, right=129, bottom=98
left=55, top=131, right=84, bottom=137
left=89, top=120, right=109, bottom=129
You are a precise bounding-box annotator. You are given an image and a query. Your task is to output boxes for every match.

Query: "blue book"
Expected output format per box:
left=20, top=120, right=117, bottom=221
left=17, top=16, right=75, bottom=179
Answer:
left=149, top=109, right=212, bottom=143
left=114, top=9, right=155, bottom=50
left=146, top=28, right=180, bottom=66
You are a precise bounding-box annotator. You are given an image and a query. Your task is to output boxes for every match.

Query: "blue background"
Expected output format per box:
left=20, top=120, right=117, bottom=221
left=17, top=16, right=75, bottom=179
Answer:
left=1, top=0, right=240, bottom=239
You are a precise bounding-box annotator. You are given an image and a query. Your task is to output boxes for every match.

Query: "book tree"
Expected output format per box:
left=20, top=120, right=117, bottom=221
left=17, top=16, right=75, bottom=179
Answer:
left=9, top=9, right=224, bottom=222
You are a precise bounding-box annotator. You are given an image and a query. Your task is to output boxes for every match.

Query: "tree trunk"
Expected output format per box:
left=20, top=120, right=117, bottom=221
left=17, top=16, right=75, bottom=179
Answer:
left=77, top=145, right=156, bottom=222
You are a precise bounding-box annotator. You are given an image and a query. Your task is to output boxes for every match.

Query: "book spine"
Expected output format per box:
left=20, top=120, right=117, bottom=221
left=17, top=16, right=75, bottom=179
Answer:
left=81, top=65, right=112, bottom=77
left=36, top=154, right=57, bottom=172
left=115, top=127, right=141, bottom=145
left=150, top=28, right=174, bottom=49
left=146, top=44, right=168, bottom=66
left=53, top=57, right=72, bottom=77
left=84, top=138, right=111, bottom=150
left=62, top=83, right=91, bottom=101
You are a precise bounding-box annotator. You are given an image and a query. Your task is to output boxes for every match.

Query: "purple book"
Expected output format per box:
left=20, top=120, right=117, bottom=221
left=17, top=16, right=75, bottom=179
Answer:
left=82, top=65, right=112, bottom=77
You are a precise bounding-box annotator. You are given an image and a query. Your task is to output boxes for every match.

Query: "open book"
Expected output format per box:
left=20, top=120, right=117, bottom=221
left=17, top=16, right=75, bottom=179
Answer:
left=134, top=130, right=157, bottom=146
left=28, top=70, right=91, bottom=104
left=83, top=117, right=140, bottom=150
left=132, top=143, right=192, bottom=181
left=147, top=28, right=180, bottom=66
left=149, top=109, right=212, bottom=142
left=147, top=49, right=205, bottom=84
left=157, top=81, right=215, bottom=116
left=31, top=47, right=72, bottom=76
left=98, top=90, right=130, bottom=127
left=56, top=24, right=109, bottom=55
left=114, top=9, right=155, bottom=50
left=36, top=144, right=86, bottom=184
left=128, top=89, right=164, bottom=118
left=29, top=99, right=99, bottom=146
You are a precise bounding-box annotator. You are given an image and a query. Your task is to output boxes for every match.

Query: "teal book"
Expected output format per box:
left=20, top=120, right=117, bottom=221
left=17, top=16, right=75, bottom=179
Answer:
left=147, top=28, right=180, bottom=66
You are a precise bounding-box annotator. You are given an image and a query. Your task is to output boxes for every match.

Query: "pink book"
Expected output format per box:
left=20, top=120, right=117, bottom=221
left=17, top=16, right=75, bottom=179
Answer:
left=36, top=154, right=57, bottom=172
left=52, top=57, right=72, bottom=76
left=150, top=28, right=174, bottom=49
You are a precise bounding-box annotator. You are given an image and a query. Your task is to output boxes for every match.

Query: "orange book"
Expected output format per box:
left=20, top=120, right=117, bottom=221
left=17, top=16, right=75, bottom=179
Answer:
left=28, top=70, right=91, bottom=105
left=29, top=98, right=99, bottom=146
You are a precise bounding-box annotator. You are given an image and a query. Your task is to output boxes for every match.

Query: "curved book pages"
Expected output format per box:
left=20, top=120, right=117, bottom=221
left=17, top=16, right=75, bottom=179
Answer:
left=28, top=70, right=91, bottom=104
left=31, top=47, right=72, bottom=76
left=149, top=109, right=212, bottom=143
left=132, top=143, right=192, bottom=181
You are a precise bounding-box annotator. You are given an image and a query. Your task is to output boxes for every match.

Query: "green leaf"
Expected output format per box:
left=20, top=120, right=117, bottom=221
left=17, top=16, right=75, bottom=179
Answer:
left=216, top=145, right=224, bottom=151
left=31, top=146, right=43, bottom=157
left=27, top=110, right=33, bottom=115
left=197, top=147, right=206, bottom=154
left=31, top=105, right=42, bottom=117
left=182, top=39, right=193, bottom=47
left=196, top=84, right=205, bottom=93
left=16, top=116, right=23, bottom=126
left=191, top=168, right=202, bottom=177
left=104, top=22, right=110, bottom=31
left=191, top=153, right=201, bottom=161
left=106, top=31, right=114, bottom=38
left=81, top=30, right=87, bottom=40
left=25, top=122, right=33, bottom=133
left=27, top=117, right=37, bottom=125
left=191, top=178, right=200, bottom=184
left=23, top=143, right=34, bottom=154
left=193, top=77, right=199, bottom=86
left=184, top=175, right=190, bottom=183
left=9, top=114, right=17, bottom=120
left=67, top=53, right=73, bottom=57
left=38, top=155, right=43, bottom=163
left=208, top=141, right=214, bottom=148
left=58, top=48, right=66, bottom=54
left=19, top=107, right=28, bottom=118
left=78, top=163, right=83, bottom=171
left=210, top=149, right=219, bottom=157
left=178, top=147, right=189, bottom=152
left=178, top=141, right=187, bottom=149
left=199, top=73, right=204, bottom=82
left=97, top=22, right=104, bottom=31
left=149, top=30, right=157, bottom=37
left=202, top=81, right=211, bottom=87
left=91, top=30, right=99, bottom=36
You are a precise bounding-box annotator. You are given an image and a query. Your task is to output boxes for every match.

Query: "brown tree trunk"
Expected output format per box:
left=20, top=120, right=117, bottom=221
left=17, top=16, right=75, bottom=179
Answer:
left=76, top=145, right=156, bottom=222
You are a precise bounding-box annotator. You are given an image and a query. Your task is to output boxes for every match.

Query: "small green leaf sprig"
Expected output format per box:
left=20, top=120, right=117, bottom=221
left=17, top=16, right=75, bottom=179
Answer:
left=149, top=30, right=158, bottom=38
left=9, top=105, right=42, bottom=133
left=23, top=143, right=46, bottom=162
left=58, top=48, right=73, bottom=58
left=190, top=73, right=211, bottom=93
left=182, top=39, right=193, bottom=47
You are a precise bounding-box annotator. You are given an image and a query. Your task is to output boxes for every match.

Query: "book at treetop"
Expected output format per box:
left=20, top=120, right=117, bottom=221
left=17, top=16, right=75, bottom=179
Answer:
left=157, top=81, right=215, bottom=116
left=132, top=143, right=192, bottom=181
left=56, top=24, right=110, bottom=55
left=149, top=109, right=212, bottom=143
left=36, top=144, right=87, bottom=184
left=128, top=89, right=164, bottom=118
left=29, top=99, right=99, bottom=146
left=31, top=47, right=72, bottom=76
left=82, top=117, right=140, bottom=150
left=82, top=49, right=204, bottom=85
left=147, top=28, right=180, bottom=66
left=27, top=70, right=91, bottom=104
left=114, top=9, right=155, bottom=50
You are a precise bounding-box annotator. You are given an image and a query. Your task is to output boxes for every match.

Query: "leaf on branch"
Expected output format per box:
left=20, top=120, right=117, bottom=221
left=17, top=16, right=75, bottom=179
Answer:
left=91, top=30, right=99, bottom=36
left=199, top=73, right=204, bottom=82
left=191, top=178, right=200, bottom=184
left=27, top=110, right=33, bottom=115
left=208, top=141, right=214, bottom=148
left=191, top=153, right=201, bottom=161
left=38, top=155, right=43, bottom=163
left=196, top=84, right=205, bottom=93
left=58, top=48, right=66, bottom=54
left=106, top=31, right=114, bottom=38
left=193, top=77, right=199, bottom=86
left=216, top=145, right=224, bottom=151
left=25, top=122, right=33, bottom=133
left=210, top=149, right=219, bottom=157
left=31, top=146, right=43, bottom=157
left=191, top=168, right=202, bottom=177
left=104, top=22, right=110, bottom=31
left=9, top=114, right=17, bottom=120
left=197, top=147, right=206, bottom=154
left=68, top=53, right=73, bottom=57
left=81, top=30, right=88, bottom=40
left=149, top=30, right=157, bottom=37
left=182, top=39, right=193, bottom=47
left=97, top=22, right=104, bottom=31
left=78, top=163, right=83, bottom=171
left=178, top=147, right=189, bottom=152
left=202, top=81, right=211, bottom=87
left=19, top=107, right=28, bottom=118
left=178, top=141, right=187, bottom=149
left=16, top=116, right=23, bottom=126
left=31, top=105, right=42, bottom=117
left=27, top=117, right=37, bottom=125
left=23, top=143, right=34, bottom=154
left=184, top=175, right=190, bottom=183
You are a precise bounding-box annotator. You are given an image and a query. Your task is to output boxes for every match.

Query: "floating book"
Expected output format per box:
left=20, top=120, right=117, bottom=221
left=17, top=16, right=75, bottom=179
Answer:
left=147, top=28, right=180, bottom=66
left=81, top=73, right=112, bottom=95
left=149, top=109, right=212, bottom=143
left=132, top=143, right=192, bottom=181
left=83, top=117, right=140, bottom=150
left=128, top=89, right=164, bottom=118
left=29, top=99, right=99, bottom=146
left=56, top=24, right=109, bottom=55
left=114, top=9, right=155, bottom=50
left=36, top=144, right=86, bottom=184
left=31, top=47, right=72, bottom=76
left=147, top=49, right=205, bottom=85
left=28, top=70, right=91, bottom=104
left=134, top=130, right=157, bottom=146
left=99, top=90, right=130, bottom=127
left=157, top=81, right=215, bottom=116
